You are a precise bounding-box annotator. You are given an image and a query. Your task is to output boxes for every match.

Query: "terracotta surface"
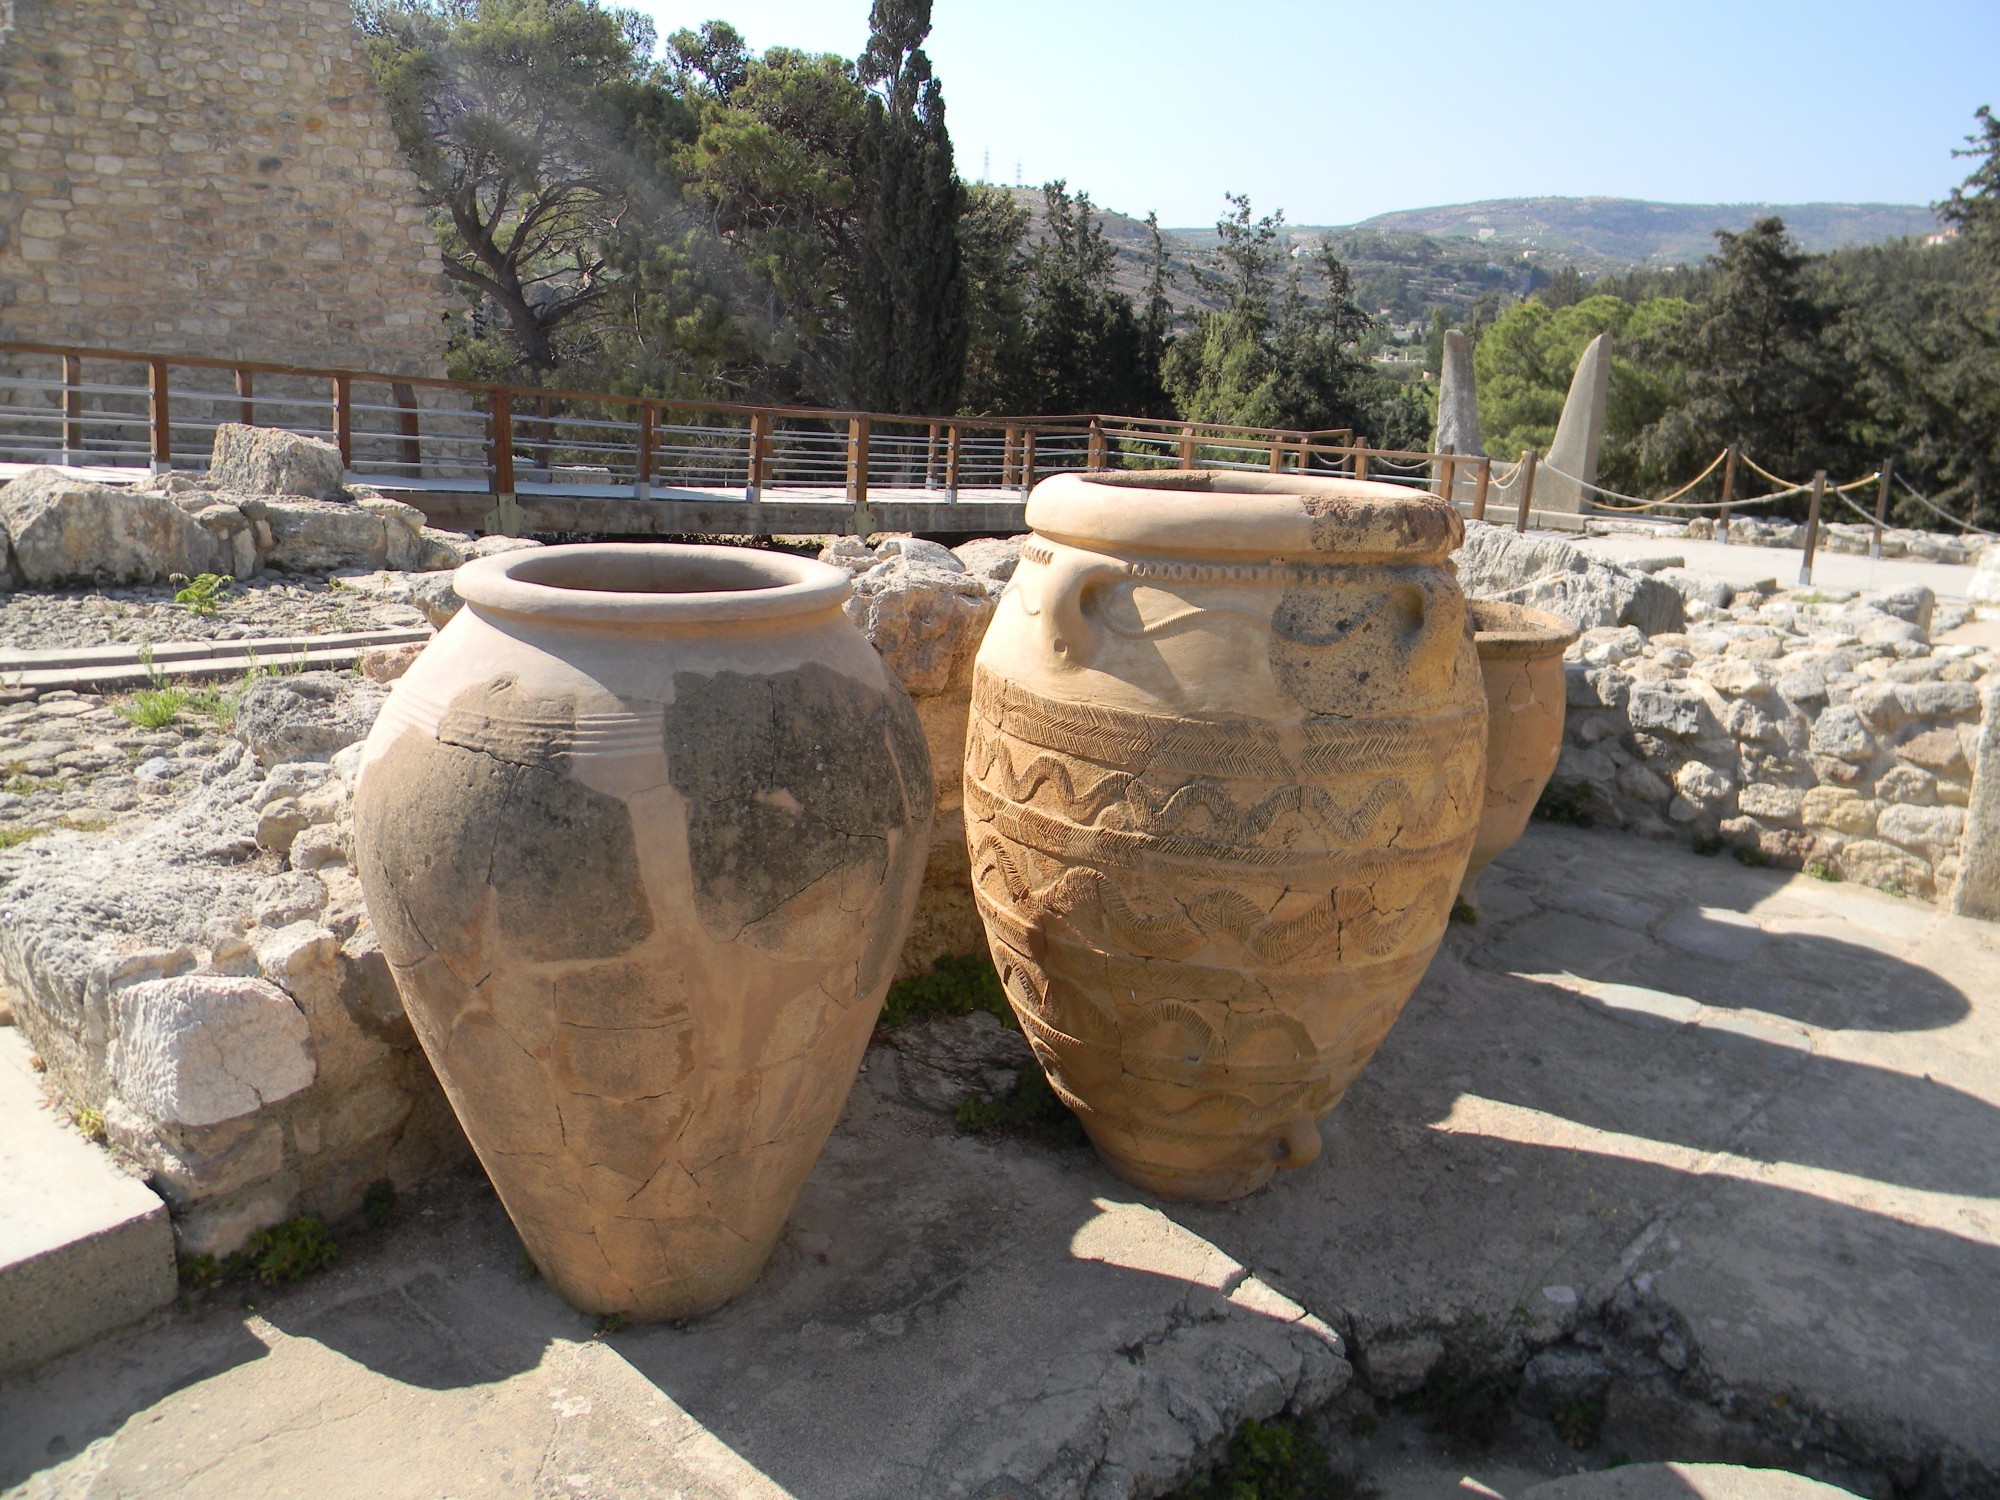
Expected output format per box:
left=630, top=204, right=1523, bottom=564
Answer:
left=352, top=544, right=931, bottom=1319
left=966, top=471, right=1487, bottom=1201
left=1461, top=600, right=1579, bottom=903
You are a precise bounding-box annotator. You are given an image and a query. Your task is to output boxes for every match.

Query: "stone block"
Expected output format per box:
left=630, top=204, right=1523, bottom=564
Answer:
left=210, top=424, right=347, bottom=500
left=0, top=468, right=215, bottom=586
left=1628, top=685, right=1702, bottom=736
left=1737, top=783, right=1803, bottom=823
left=107, top=974, right=316, bottom=1128
left=233, top=672, right=387, bottom=767
left=1876, top=803, right=1965, bottom=864
left=1898, top=727, right=1971, bottom=778
left=1808, top=706, right=1873, bottom=762
left=1834, top=838, right=1931, bottom=895
left=237, top=496, right=389, bottom=572
left=1801, top=786, right=1876, bottom=835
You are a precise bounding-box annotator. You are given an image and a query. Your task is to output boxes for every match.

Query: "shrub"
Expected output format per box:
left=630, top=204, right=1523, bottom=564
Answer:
left=225, top=1215, right=339, bottom=1286
left=880, top=953, right=1012, bottom=1029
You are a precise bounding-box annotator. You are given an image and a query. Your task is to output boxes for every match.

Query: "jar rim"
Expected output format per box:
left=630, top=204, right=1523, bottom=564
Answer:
left=1467, top=598, right=1581, bottom=656
left=454, top=542, right=851, bottom=626
left=1025, top=470, right=1463, bottom=563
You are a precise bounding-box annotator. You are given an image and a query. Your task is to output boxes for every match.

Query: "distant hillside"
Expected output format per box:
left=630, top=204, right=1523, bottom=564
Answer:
left=1173, top=197, right=1941, bottom=271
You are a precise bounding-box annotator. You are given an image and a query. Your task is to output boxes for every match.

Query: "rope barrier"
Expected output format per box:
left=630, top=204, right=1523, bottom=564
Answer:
left=1895, top=473, right=1998, bottom=538
left=1737, top=452, right=1807, bottom=491
left=1536, top=454, right=1802, bottom=513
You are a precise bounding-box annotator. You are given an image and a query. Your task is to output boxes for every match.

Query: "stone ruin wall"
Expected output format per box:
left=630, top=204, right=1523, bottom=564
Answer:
left=0, top=0, right=449, bottom=375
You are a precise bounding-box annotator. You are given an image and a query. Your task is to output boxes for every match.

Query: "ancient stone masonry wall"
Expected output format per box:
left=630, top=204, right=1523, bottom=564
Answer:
left=0, top=0, right=448, bottom=373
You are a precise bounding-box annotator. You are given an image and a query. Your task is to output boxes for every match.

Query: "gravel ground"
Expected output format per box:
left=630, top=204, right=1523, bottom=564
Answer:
left=0, top=689, right=229, bottom=851
left=0, top=574, right=427, bottom=652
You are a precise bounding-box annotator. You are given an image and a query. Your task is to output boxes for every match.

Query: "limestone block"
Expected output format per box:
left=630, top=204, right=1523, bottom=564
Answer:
left=1834, top=838, right=1931, bottom=895
left=952, top=535, right=1024, bottom=582
left=1565, top=664, right=1631, bottom=710
left=1874, top=585, right=1935, bottom=631
left=107, top=975, right=316, bottom=1128
left=1876, top=803, right=1965, bottom=864
left=233, top=672, right=387, bottom=767
left=1808, top=707, right=1874, bottom=762
left=1895, top=681, right=1981, bottom=719
left=1628, top=685, right=1703, bottom=736
left=408, top=570, right=462, bottom=629
left=1673, top=761, right=1735, bottom=811
left=1801, top=786, right=1876, bottom=835
left=1875, top=765, right=1938, bottom=805
left=360, top=641, right=425, bottom=682
left=1692, top=658, right=1772, bottom=697
left=237, top=497, right=390, bottom=572
left=1616, top=762, right=1672, bottom=806
left=1848, top=683, right=1906, bottom=732
left=1897, top=727, right=1971, bottom=778
left=1737, top=783, right=1803, bottom=823
left=883, top=1011, right=1035, bottom=1115
left=0, top=468, right=214, bottom=585
left=844, top=557, right=999, bottom=697
left=209, top=424, right=347, bottom=500
left=1950, top=679, right=2000, bottom=919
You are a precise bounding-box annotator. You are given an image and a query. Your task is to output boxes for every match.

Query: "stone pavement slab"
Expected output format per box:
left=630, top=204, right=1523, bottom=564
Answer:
left=1572, top=533, right=1983, bottom=600
left=2, top=824, right=1995, bottom=1498
left=0, top=1028, right=175, bottom=1380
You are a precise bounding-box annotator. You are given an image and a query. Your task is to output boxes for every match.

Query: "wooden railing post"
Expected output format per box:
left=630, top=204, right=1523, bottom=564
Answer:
left=1472, top=456, right=1491, bottom=521
left=1296, top=434, right=1310, bottom=473
left=61, top=353, right=83, bottom=463
left=1799, top=471, right=1826, bottom=586
left=148, top=358, right=171, bottom=473
left=1354, top=437, right=1370, bottom=481
left=1267, top=432, right=1284, bottom=474
left=392, top=382, right=421, bottom=475
left=848, top=416, right=871, bottom=531
left=1088, top=418, right=1108, bottom=471
left=236, top=368, right=255, bottom=428
left=1178, top=424, right=1196, bottom=470
left=332, top=375, right=352, bottom=468
left=1020, top=425, right=1037, bottom=498
left=1871, top=458, right=1894, bottom=560
left=635, top=403, right=655, bottom=499
left=925, top=422, right=941, bottom=490
left=1434, top=442, right=1456, bottom=501
left=744, top=411, right=767, bottom=502
left=946, top=423, right=962, bottom=501
left=1718, top=443, right=1738, bottom=544
left=488, top=389, right=514, bottom=498
left=1514, top=449, right=1537, bottom=533
left=1000, top=424, right=1019, bottom=490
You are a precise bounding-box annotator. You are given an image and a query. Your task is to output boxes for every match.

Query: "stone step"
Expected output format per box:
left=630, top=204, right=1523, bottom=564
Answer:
left=1519, top=1463, right=1862, bottom=1498
left=0, top=629, right=430, bottom=695
left=0, top=1024, right=177, bottom=1380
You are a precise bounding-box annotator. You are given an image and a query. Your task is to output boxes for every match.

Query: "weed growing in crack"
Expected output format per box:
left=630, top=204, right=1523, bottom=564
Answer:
left=1532, top=782, right=1595, bottom=828
left=1805, top=860, right=1841, bottom=882
left=1690, top=832, right=1723, bottom=857
left=0, top=826, right=45, bottom=851
left=362, top=1178, right=397, bottom=1229
left=225, top=1215, right=338, bottom=1287
left=1173, top=1415, right=1365, bottom=1499
left=1731, top=844, right=1770, bottom=868
left=117, top=686, right=189, bottom=729
left=178, top=1253, right=222, bottom=1292
left=594, top=1312, right=629, bottom=1337
left=69, top=1105, right=107, bottom=1143
left=1552, top=1396, right=1604, bottom=1450
left=880, top=953, right=1011, bottom=1029
left=953, top=1063, right=1081, bottom=1142
left=1398, top=1363, right=1517, bottom=1447
left=517, top=1250, right=542, bottom=1280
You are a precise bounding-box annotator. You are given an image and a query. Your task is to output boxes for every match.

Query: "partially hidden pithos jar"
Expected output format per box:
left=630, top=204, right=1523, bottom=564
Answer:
left=966, top=472, right=1486, bottom=1200
left=1461, top=600, right=1580, bottom=907
left=352, top=544, right=931, bottom=1318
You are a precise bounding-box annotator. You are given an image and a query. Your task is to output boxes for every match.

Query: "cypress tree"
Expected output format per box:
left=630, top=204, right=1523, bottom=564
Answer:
left=849, top=1, right=965, bottom=414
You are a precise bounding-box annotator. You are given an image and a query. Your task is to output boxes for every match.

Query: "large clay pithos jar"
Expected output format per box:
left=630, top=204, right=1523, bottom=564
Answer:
left=1460, top=600, right=1580, bottom=904
left=352, top=544, right=931, bottom=1319
left=966, top=471, right=1488, bottom=1201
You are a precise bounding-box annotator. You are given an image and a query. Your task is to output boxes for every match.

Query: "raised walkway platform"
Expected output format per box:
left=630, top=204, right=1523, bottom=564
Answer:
left=2, top=823, right=1992, bottom=1498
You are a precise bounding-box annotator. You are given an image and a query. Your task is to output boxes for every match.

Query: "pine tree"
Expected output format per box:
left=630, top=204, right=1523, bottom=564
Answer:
left=848, top=0, right=965, bottom=414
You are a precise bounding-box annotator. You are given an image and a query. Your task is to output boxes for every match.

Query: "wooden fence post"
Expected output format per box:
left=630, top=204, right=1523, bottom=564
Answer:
left=1267, top=433, right=1285, bottom=474
left=1020, top=426, right=1037, bottom=498
left=1434, top=442, right=1456, bottom=501
left=926, top=422, right=941, bottom=490
left=634, top=403, right=655, bottom=499
left=849, top=416, right=871, bottom=532
left=1178, top=425, right=1196, bottom=470
left=1354, top=437, right=1370, bottom=481
left=1871, top=458, right=1894, bottom=560
left=1472, top=456, right=1492, bottom=521
left=234, top=368, right=255, bottom=429
left=1088, top=418, right=1107, bottom=471
left=148, top=358, right=171, bottom=473
left=946, top=424, right=962, bottom=500
left=1799, top=471, right=1826, bottom=586
left=1718, top=443, right=1738, bottom=544
left=61, top=353, right=83, bottom=463
left=333, top=376, right=352, bottom=468
left=1514, top=449, right=1537, bottom=534
left=393, top=382, right=421, bottom=476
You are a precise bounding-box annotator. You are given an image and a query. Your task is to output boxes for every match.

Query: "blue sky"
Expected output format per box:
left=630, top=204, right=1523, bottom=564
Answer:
left=623, top=0, right=1997, bottom=228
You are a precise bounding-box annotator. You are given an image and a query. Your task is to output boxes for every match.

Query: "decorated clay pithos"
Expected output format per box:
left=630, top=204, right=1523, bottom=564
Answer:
left=352, top=544, right=931, bottom=1318
left=966, top=471, right=1486, bottom=1201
